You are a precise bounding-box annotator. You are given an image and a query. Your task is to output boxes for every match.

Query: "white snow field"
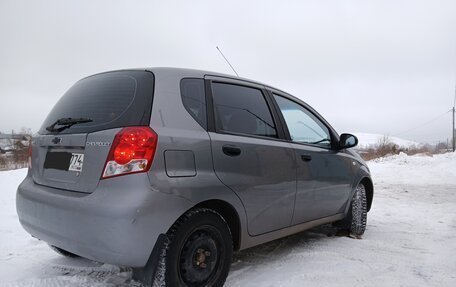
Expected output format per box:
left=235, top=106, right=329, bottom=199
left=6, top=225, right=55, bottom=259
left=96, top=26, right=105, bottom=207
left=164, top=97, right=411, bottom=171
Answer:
left=1, top=152, right=455, bottom=287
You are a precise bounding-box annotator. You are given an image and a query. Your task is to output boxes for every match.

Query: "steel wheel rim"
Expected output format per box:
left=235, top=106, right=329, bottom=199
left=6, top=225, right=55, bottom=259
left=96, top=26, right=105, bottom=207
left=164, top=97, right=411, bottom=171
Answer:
left=178, top=225, right=223, bottom=286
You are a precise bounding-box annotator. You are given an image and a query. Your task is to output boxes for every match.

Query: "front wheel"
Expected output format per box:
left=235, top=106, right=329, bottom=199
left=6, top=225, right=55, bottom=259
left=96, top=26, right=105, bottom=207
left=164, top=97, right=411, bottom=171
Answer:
left=165, top=208, right=233, bottom=287
left=337, top=183, right=368, bottom=238
left=350, top=184, right=368, bottom=236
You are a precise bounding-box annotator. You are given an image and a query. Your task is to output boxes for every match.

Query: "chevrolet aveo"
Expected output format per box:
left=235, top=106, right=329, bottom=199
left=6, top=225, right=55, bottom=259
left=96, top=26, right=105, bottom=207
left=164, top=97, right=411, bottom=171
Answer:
left=17, top=68, right=373, bottom=287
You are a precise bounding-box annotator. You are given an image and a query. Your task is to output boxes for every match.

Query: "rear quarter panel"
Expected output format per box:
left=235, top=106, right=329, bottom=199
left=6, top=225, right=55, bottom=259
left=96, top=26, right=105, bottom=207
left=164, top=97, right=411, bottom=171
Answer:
left=146, top=69, right=248, bottom=245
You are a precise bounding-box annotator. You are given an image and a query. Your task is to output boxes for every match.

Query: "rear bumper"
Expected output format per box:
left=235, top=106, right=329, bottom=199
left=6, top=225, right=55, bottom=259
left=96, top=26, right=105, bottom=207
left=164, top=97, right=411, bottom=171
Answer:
left=16, top=174, right=192, bottom=267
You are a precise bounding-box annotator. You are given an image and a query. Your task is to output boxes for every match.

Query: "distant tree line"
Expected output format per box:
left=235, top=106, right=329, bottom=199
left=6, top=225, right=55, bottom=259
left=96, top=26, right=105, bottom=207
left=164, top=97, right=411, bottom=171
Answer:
left=357, top=135, right=452, bottom=161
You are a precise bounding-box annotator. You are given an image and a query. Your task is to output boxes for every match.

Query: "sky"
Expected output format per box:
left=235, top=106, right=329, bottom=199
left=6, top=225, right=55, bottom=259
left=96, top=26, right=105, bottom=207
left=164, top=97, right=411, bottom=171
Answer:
left=0, top=0, right=455, bottom=143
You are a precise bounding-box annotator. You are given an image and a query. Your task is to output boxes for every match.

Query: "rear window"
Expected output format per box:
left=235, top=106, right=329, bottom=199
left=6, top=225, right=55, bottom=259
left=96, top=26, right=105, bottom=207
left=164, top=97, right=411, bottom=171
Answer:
left=39, top=71, right=154, bottom=134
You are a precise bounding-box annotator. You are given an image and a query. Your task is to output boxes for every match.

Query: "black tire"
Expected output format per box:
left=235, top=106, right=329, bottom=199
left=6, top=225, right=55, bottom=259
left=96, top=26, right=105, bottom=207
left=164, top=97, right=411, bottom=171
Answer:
left=49, top=245, right=79, bottom=258
left=350, top=184, right=368, bottom=236
left=338, top=183, right=367, bottom=237
left=164, top=208, right=233, bottom=287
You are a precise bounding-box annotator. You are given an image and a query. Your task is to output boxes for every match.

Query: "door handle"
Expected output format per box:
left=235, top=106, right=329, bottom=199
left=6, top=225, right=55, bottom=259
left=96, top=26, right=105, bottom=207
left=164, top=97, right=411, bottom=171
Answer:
left=222, top=145, right=241, bottom=157
left=301, top=154, right=312, bottom=162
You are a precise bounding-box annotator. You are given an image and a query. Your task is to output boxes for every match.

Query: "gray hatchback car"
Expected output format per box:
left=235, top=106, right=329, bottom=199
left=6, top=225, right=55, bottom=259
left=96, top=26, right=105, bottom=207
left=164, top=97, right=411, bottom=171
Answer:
left=17, top=67, right=373, bottom=286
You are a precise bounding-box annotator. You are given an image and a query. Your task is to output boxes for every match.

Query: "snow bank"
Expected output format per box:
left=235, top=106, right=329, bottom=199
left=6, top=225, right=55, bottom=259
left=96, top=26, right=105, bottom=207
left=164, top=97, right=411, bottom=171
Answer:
left=369, top=152, right=456, bottom=186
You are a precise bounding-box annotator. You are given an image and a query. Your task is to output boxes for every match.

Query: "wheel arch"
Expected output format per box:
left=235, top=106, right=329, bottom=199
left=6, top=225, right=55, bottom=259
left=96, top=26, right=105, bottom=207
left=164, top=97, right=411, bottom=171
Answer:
left=194, top=199, right=242, bottom=251
left=359, top=177, right=374, bottom=212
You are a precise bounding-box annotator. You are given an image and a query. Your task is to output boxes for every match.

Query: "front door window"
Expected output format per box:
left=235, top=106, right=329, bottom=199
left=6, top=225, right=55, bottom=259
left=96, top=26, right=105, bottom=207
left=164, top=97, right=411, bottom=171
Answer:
left=273, top=94, right=331, bottom=148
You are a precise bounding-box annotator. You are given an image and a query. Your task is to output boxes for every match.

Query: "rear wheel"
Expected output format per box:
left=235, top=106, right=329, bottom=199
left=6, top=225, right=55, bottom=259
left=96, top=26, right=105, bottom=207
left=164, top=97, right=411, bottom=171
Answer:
left=165, top=208, right=233, bottom=287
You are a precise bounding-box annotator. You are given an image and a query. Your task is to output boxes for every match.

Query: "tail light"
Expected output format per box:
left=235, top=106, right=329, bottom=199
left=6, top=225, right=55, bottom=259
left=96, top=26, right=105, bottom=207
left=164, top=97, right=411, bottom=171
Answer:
left=102, top=127, right=158, bottom=179
left=27, top=144, right=32, bottom=169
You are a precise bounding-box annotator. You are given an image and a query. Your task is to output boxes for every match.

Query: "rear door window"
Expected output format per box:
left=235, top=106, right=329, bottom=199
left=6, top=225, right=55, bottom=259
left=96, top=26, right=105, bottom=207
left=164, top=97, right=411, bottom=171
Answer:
left=211, top=83, right=277, bottom=138
left=39, top=70, right=154, bottom=134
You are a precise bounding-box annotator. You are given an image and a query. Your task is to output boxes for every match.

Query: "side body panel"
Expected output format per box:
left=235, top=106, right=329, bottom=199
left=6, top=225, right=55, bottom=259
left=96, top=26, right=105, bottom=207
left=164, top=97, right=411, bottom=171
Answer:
left=209, top=132, right=296, bottom=235
left=345, top=150, right=374, bottom=212
left=146, top=69, right=249, bottom=243
left=203, top=76, right=297, bottom=236
left=291, top=144, right=355, bottom=224
left=238, top=151, right=370, bottom=250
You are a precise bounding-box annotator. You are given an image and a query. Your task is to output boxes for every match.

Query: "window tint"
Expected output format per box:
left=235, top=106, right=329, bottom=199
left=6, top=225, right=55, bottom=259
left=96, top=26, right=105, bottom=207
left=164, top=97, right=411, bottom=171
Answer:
left=181, top=78, right=207, bottom=129
left=39, top=71, right=154, bottom=134
left=274, top=94, right=331, bottom=147
left=212, top=83, right=277, bottom=138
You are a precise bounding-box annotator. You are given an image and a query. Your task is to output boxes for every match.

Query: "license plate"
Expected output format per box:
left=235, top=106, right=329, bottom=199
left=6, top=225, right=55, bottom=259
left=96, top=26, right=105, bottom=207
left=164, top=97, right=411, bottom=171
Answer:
left=44, top=152, right=84, bottom=172
left=69, top=153, right=84, bottom=172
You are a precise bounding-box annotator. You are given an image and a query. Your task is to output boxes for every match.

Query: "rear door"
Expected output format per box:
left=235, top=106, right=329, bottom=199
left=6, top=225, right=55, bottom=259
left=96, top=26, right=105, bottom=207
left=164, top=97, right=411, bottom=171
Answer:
left=31, top=70, right=154, bottom=193
left=206, top=77, right=296, bottom=236
left=271, top=93, right=354, bottom=224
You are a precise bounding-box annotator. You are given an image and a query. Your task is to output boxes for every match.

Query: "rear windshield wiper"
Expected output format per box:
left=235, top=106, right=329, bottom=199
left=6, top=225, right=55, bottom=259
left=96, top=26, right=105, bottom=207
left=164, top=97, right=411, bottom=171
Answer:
left=46, top=117, right=93, bottom=133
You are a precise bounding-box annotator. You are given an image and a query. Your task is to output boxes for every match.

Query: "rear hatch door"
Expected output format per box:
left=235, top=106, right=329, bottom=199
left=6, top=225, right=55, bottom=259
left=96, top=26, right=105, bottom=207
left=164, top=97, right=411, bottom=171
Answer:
left=31, top=70, right=154, bottom=193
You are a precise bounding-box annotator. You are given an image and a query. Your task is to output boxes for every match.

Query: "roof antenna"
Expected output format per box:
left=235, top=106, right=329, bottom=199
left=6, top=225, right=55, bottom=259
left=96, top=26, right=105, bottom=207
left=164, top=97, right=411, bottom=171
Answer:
left=216, top=46, right=239, bottom=77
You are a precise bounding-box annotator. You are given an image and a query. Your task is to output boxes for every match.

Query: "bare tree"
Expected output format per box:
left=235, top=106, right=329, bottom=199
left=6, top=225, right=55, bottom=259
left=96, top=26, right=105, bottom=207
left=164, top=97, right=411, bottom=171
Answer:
left=376, top=135, right=398, bottom=158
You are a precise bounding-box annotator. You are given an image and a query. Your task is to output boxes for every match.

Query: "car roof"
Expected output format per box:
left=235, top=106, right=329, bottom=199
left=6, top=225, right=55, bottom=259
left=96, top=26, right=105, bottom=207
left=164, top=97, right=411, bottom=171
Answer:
left=147, top=67, right=261, bottom=84
left=85, top=67, right=293, bottom=101
left=144, top=67, right=289, bottom=95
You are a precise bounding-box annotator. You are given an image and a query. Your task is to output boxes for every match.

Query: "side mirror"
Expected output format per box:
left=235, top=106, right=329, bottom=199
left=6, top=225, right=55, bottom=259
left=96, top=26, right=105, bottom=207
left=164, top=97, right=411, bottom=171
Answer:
left=339, top=133, right=358, bottom=149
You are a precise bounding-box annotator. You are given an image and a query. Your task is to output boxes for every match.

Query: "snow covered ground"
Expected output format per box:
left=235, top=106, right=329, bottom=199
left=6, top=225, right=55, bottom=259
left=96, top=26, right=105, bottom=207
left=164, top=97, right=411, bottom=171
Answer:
left=1, top=153, right=455, bottom=287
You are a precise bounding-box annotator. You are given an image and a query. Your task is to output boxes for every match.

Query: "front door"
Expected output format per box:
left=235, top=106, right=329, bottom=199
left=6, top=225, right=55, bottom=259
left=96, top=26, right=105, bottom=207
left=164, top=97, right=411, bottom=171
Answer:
left=272, top=93, right=353, bottom=224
